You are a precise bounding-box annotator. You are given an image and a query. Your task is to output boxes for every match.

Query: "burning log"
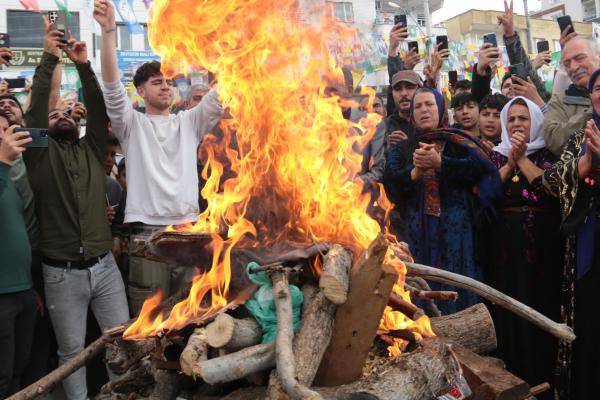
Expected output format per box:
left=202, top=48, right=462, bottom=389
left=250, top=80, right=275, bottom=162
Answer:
left=180, top=328, right=209, bottom=376
left=271, top=270, right=322, bottom=399
left=193, top=342, right=276, bottom=384
left=405, top=261, right=576, bottom=342
left=205, top=314, right=262, bottom=351
left=318, top=244, right=352, bottom=304
left=315, top=234, right=398, bottom=386
left=430, top=303, right=497, bottom=354
left=7, top=335, right=109, bottom=400
left=387, top=292, right=423, bottom=321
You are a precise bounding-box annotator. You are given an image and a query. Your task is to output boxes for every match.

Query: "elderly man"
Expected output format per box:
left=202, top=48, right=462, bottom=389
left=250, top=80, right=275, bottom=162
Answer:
left=185, top=83, right=211, bottom=110
left=544, top=37, right=600, bottom=156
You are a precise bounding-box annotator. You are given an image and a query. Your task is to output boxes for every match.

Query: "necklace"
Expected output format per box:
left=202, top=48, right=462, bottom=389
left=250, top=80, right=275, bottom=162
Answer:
left=512, top=167, right=520, bottom=183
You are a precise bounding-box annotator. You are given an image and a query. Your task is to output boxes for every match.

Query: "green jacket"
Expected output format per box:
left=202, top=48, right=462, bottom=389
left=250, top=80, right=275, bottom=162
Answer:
left=543, top=85, right=592, bottom=157
left=0, top=162, right=32, bottom=294
left=24, top=52, right=112, bottom=261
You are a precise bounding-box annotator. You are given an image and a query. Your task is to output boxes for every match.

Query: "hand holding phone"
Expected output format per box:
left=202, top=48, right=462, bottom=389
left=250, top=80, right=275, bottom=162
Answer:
left=557, top=15, right=574, bottom=35
left=14, top=128, right=49, bottom=148
left=483, top=33, right=498, bottom=48
left=448, top=70, right=458, bottom=85
left=509, top=63, right=528, bottom=81
left=394, top=14, right=407, bottom=27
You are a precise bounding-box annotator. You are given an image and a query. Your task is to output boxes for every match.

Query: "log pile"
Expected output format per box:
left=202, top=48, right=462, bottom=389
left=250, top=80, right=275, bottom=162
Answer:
left=10, top=234, right=571, bottom=400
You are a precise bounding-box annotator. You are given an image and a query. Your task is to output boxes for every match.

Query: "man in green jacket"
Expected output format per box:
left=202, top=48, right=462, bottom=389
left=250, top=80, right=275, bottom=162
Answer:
left=543, top=37, right=599, bottom=156
left=23, top=22, right=129, bottom=400
left=0, top=111, right=36, bottom=398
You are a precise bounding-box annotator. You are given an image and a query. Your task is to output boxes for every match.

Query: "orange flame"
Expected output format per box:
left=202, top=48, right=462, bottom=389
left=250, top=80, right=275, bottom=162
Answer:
left=124, top=0, right=434, bottom=352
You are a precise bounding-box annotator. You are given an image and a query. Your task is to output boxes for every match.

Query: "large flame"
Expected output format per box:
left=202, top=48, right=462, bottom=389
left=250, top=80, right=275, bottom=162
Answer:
left=124, top=0, right=434, bottom=353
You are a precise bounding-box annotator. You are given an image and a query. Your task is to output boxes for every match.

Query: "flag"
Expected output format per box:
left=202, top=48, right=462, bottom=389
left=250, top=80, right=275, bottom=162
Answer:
left=142, top=0, right=153, bottom=9
left=19, top=0, right=41, bottom=12
left=54, top=0, right=72, bottom=20
left=113, top=0, right=144, bottom=35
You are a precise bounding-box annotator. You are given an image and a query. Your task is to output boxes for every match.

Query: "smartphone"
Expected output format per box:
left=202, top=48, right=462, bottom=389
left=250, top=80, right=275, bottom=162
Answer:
left=5, top=78, right=26, bottom=89
left=436, top=35, right=448, bottom=51
left=448, top=70, right=458, bottom=85
left=14, top=128, right=49, bottom=148
left=536, top=40, right=549, bottom=53
left=48, top=10, right=68, bottom=43
left=483, top=33, right=497, bottom=48
left=557, top=15, right=574, bottom=35
left=509, top=63, right=528, bottom=81
left=408, top=41, right=418, bottom=54
left=394, top=14, right=407, bottom=27
left=0, top=33, right=10, bottom=48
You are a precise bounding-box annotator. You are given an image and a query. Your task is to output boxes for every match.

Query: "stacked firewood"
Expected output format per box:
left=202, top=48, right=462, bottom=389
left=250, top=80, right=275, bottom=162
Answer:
left=9, top=234, right=574, bottom=400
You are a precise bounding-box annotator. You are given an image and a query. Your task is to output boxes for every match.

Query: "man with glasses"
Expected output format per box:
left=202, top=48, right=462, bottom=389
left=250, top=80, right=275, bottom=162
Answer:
left=544, top=37, right=600, bottom=156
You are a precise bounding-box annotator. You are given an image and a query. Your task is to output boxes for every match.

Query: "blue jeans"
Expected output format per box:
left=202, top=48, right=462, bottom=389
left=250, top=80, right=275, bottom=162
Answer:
left=43, top=253, right=129, bottom=400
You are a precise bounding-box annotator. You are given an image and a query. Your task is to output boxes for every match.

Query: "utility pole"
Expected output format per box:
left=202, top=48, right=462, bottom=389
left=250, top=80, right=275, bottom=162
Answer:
left=523, top=0, right=533, bottom=54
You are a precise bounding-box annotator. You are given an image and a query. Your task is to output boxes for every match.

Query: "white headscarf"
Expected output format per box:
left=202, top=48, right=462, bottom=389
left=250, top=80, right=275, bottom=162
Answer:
left=492, top=96, right=546, bottom=157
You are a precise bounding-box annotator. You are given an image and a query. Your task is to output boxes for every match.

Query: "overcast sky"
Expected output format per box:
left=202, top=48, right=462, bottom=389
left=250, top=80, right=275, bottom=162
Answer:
left=432, top=0, right=542, bottom=24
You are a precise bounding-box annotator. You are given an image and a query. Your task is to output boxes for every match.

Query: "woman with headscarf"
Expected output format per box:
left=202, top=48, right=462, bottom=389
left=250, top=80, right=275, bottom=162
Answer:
left=542, top=69, right=600, bottom=400
left=384, top=87, right=502, bottom=315
left=486, top=96, right=563, bottom=399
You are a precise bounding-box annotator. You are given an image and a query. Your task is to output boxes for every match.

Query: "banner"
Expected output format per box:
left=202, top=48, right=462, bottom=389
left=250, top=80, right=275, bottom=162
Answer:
left=113, top=0, right=144, bottom=35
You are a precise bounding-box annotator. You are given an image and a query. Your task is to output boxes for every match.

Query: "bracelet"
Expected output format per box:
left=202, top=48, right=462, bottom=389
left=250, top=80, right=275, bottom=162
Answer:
left=104, top=27, right=117, bottom=34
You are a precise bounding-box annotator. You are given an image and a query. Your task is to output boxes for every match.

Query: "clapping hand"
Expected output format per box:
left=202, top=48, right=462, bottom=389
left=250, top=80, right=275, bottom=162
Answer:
left=413, top=143, right=441, bottom=171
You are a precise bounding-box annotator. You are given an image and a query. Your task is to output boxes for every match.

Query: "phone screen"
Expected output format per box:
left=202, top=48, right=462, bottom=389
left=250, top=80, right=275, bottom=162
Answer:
left=436, top=35, right=448, bottom=51
left=394, top=14, right=407, bottom=27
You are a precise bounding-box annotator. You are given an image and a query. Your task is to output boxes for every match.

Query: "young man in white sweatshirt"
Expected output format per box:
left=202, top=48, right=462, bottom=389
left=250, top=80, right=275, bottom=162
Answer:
left=94, top=0, right=224, bottom=313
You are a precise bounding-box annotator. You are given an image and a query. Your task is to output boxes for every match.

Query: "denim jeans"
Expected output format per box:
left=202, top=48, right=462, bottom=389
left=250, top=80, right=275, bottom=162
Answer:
left=0, top=289, right=37, bottom=398
left=43, top=253, right=129, bottom=400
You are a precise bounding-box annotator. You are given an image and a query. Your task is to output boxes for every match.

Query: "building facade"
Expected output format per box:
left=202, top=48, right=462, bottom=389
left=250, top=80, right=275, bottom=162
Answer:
left=532, top=0, right=600, bottom=22
left=444, top=8, right=592, bottom=54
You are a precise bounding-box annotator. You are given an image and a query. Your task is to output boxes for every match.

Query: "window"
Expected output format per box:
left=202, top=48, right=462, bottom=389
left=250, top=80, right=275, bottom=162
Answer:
left=328, top=2, right=354, bottom=23
left=375, top=0, right=382, bottom=11
left=417, top=14, right=426, bottom=27
left=117, top=24, right=132, bottom=51
left=7, top=10, right=80, bottom=48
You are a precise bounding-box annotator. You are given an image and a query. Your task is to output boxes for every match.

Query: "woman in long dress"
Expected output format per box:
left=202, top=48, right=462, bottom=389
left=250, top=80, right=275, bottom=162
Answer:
left=384, top=87, right=502, bottom=314
left=486, top=96, right=563, bottom=398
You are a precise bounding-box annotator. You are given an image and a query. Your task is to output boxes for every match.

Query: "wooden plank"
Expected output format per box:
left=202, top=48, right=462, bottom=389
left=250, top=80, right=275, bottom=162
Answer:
left=449, top=343, right=530, bottom=400
left=313, top=234, right=397, bottom=386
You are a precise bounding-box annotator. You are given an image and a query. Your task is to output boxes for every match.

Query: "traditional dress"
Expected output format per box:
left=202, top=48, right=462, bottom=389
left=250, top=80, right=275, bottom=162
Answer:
left=541, top=69, right=600, bottom=400
left=486, top=97, right=563, bottom=397
left=384, top=88, right=502, bottom=315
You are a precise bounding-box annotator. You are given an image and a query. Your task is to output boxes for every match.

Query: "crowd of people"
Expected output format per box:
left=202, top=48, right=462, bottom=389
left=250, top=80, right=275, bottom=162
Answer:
left=0, top=0, right=599, bottom=399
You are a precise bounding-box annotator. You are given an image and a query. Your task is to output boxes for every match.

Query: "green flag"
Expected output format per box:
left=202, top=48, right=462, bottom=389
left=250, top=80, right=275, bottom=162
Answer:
left=54, top=0, right=72, bottom=21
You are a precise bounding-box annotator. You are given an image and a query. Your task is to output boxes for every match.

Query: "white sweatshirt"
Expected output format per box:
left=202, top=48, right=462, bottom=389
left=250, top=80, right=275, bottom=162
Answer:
left=102, top=81, right=223, bottom=225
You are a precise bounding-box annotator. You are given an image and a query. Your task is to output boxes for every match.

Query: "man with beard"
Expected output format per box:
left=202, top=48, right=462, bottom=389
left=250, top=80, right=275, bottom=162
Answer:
left=23, top=29, right=129, bottom=400
left=544, top=37, right=600, bottom=156
left=95, top=0, right=223, bottom=314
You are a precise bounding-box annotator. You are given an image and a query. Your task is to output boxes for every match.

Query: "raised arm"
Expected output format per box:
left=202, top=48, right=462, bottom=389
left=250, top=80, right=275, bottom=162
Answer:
left=498, top=0, right=549, bottom=102
left=24, top=19, right=63, bottom=128
left=95, top=0, right=119, bottom=85
left=94, top=0, right=134, bottom=144
left=63, top=38, right=110, bottom=162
